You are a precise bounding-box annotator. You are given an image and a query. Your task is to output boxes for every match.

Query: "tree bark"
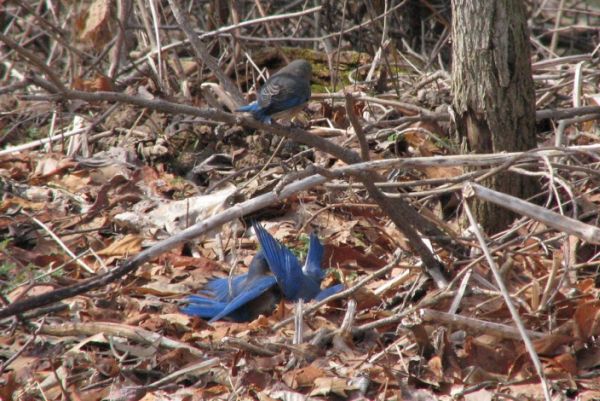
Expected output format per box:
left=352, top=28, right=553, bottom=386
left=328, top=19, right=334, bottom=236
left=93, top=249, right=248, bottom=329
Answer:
left=451, top=0, right=538, bottom=233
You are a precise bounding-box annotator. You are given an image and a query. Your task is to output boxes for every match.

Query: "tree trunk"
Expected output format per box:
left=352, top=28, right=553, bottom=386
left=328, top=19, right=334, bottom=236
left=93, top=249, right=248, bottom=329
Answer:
left=451, top=0, right=538, bottom=233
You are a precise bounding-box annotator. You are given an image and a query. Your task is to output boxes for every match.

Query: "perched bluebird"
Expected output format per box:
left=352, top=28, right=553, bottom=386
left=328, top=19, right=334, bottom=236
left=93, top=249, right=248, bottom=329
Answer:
left=181, top=222, right=343, bottom=322
left=236, top=59, right=312, bottom=124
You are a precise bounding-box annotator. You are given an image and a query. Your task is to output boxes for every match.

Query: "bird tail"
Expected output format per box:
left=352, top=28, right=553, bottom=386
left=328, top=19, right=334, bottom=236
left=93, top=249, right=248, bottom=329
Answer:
left=236, top=103, right=271, bottom=124
left=236, top=103, right=259, bottom=112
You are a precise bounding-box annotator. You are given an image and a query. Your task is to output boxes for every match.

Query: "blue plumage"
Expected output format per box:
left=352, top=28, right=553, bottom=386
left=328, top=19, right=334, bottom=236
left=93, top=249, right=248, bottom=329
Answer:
left=253, top=222, right=329, bottom=301
left=181, top=252, right=280, bottom=322
left=236, top=59, right=312, bottom=124
left=315, top=284, right=345, bottom=301
left=182, top=222, right=343, bottom=322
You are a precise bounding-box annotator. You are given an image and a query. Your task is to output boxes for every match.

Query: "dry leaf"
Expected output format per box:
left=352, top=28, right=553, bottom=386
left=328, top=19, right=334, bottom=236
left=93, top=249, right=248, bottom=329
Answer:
left=96, top=234, right=142, bottom=257
left=79, top=0, right=112, bottom=48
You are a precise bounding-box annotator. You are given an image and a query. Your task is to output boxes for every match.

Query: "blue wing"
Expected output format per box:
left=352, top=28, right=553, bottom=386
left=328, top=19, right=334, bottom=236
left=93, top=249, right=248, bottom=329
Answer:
left=303, top=232, right=325, bottom=280
left=315, top=284, right=344, bottom=301
left=181, top=295, right=229, bottom=319
left=183, top=275, right=278, bottom=322
left=209, top=275, right=277, bottom=322
left=202, top=274, right=248, bottom=302
left=253, top=222, right=303, bottom=300
left=237, top=74, right=308, bottom=124
left=257, top=74, right=309, bottom=115
left=182, top=296, right=253, bottom=322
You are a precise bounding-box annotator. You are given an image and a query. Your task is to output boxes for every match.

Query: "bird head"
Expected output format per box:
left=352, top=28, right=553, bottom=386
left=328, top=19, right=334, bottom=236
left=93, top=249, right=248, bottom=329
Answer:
left=281, top=59, right=312, bottom=82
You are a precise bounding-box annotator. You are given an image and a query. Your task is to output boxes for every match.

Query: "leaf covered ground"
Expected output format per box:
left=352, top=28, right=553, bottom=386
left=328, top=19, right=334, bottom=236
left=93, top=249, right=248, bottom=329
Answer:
left=2, top=1, right=600, bottom=400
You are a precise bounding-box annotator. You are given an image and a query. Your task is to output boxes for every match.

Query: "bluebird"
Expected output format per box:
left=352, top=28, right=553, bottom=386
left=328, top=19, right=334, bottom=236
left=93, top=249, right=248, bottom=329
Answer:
left=252, top=222, right=343, bottom=302
left=236, top=59, right=312, bottom=124
left=181, top=251, right=281, bottom=322
left=181, top=222, right=343, bottom=322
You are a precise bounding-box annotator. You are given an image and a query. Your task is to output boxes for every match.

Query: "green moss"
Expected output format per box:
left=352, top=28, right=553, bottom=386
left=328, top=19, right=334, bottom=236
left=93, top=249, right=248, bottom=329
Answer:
left=26, top=127, right=45, bottom=140
left=311, top=83, right=329, bottom=93
left=293, top=234, right=311, bottom=260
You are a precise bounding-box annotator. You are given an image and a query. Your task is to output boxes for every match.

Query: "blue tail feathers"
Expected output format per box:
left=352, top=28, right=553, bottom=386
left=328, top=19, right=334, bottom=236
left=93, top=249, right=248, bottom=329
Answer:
left=236, top=102, right=272, bottom=124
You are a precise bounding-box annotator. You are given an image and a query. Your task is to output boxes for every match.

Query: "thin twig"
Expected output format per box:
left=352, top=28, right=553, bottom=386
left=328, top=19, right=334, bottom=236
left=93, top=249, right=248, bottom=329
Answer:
left=25, top=212, right=95, bottom=274
left=0, top=32, right=67, bottom=92
left=463, top=188, right=552, bottom=401
left=345, top=93, right=370, bottom=161
left=167, top=0, right=245, bottom=106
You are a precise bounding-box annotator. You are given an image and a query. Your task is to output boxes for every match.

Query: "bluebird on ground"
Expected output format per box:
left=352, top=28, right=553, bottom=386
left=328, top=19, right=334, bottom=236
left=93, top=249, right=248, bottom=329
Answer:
left=181, top=222, right=343, bottom=322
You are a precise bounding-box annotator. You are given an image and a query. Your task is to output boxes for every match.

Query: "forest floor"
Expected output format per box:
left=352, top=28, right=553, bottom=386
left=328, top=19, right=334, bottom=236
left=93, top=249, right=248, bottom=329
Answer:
left=1, top=1, right=600, bottom=400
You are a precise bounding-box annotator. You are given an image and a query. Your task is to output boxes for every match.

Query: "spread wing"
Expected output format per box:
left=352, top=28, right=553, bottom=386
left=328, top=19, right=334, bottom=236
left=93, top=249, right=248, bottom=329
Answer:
left=253, top=222, right=303, bottom=300
left=208, top=275, right=277, bottom=322
left=181, top=295, right=229, bottom=319
left=202, top=274, right=248, bottom=302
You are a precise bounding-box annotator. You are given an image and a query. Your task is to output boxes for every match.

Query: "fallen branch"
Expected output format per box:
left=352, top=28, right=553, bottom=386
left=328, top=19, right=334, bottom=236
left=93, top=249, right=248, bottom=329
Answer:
left=38, top=321, right=205, bottom=357
left=464, top=182, right=600, bottom=244
left=419, top=309, right=545, bottom=340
